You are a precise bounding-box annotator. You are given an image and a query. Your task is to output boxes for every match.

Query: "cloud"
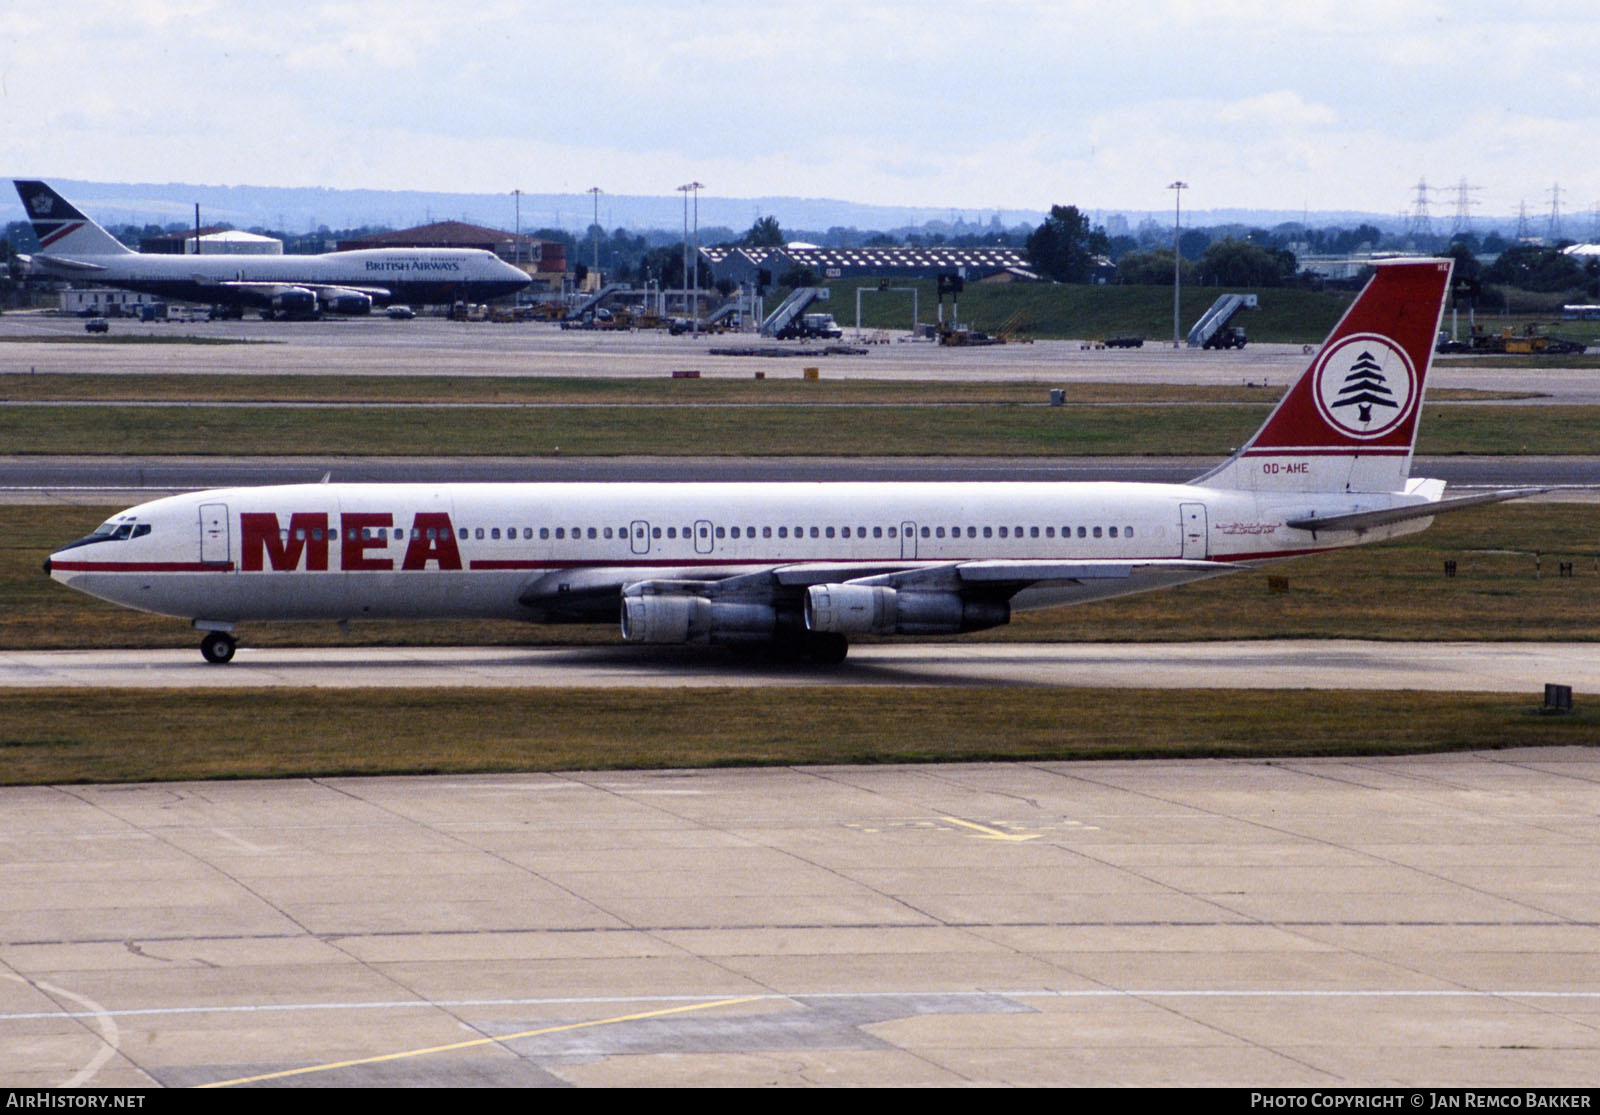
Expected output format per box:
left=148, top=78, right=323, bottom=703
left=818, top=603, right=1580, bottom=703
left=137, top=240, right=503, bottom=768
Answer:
left=6, top=1, right=1600, bottom=220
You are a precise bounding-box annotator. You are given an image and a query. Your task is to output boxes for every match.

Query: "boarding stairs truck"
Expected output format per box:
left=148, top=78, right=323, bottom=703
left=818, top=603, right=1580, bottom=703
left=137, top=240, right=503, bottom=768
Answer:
left=1187, top=293, right=1259, bottom=348
left=760, top=287, right=832, bottom=339
left=563, top=283, right=630, bottom=325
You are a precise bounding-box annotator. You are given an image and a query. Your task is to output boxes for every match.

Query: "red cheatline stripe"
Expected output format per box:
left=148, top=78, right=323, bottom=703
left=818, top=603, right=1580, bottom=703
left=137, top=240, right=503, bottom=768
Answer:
left=50, top=561, right=234, bottom=573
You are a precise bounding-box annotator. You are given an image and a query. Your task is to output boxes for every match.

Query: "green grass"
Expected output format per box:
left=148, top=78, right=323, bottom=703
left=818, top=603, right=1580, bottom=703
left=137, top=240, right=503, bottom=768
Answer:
left=829, top=280, right=1355, bottom=342
left=0, top=400, right=1587, bottom=456
left=0, top=373, right=1534, bottom=405
left=0, top=374, right=1268, bottom=405
left=0, top=373, right=1298, bottom=405
left=0, top=687, right=1593, bottom=785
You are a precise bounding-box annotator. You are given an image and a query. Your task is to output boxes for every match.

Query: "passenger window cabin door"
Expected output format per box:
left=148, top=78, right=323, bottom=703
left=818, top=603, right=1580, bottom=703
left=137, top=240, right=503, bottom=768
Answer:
left=630, top=520, right=650, bottom=555
left=199, top=503, right=230, bottom=565
left=900, top=521, right=917, bottom=559
left=694, top=520, right=714, bottom=555
left=1179, top=502, right=1208, bottom=560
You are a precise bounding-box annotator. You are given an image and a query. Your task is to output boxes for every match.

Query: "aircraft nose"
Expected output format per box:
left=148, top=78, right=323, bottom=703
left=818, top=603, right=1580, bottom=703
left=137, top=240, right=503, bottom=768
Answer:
left=42, top=555, right=52, bottom=575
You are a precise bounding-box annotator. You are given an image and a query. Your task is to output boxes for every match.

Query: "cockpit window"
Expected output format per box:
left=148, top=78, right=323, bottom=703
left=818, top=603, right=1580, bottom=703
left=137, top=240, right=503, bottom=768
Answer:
left=56, top=516, right=149, bottom=553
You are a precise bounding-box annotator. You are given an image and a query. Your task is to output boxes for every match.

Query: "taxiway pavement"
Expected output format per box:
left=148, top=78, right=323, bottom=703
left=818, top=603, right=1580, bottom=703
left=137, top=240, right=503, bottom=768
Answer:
left=0, top=641, right=1592, bottom=693
left=3, top=750, right=1596, bottom=1088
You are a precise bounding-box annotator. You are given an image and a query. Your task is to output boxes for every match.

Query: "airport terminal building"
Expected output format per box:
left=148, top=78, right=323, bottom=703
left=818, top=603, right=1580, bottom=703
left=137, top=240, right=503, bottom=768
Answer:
left=701, top=244, right=1037, bottom=288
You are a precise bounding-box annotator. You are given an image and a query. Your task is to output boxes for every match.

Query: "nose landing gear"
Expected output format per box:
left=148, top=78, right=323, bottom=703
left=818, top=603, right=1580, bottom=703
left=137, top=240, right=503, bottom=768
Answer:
left=199, top=630, right=237, bottom=665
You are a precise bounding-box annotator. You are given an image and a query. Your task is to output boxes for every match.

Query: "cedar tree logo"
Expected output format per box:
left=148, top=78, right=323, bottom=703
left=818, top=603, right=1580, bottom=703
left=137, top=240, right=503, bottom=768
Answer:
left=1312, top=333, right=1417, bottom=440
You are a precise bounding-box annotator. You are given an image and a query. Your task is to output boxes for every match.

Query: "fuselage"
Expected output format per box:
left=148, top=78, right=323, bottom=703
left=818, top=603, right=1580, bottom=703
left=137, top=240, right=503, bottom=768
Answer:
left=47, top=481, right=1432, bottom=626
left=32, top=247, right=532, bottom=306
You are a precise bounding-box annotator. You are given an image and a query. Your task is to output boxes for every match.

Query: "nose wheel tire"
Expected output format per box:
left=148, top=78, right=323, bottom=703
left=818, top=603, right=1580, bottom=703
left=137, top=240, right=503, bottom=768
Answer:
left=200, top=631, right=237, bottom=665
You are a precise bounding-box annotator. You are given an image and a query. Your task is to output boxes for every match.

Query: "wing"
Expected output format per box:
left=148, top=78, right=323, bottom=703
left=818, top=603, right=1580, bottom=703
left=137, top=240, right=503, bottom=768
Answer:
left=860, top=558, right=1239, bottom=612
left=203, top=280, right=393, bottom=300
left=518, top=558, right=1237, bottom=640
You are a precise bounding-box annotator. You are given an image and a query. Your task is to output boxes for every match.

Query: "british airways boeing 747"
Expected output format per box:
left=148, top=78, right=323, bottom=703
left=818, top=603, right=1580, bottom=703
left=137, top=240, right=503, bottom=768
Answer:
left=14, top=180, right=531, bottom=317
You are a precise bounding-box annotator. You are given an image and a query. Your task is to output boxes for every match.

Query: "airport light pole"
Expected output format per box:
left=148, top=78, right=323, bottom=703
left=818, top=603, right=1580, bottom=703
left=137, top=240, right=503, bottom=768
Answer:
left=511, top=189, right=522, bottom=265
left=690, top=181, right=703, bottom=334
left=677, top=183, right=692, bottom=317
left=1168, top=180, right=1187, bottom=347
left=678, top=181, right=704, bottom=333
left=587, top=186, right=602, bottom=288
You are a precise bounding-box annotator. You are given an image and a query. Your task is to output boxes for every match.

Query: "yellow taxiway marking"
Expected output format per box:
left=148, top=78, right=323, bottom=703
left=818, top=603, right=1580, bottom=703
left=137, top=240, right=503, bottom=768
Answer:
left=942, top=816, right=1039, bottom=842
left=200, top=995, right=763, bottom=1088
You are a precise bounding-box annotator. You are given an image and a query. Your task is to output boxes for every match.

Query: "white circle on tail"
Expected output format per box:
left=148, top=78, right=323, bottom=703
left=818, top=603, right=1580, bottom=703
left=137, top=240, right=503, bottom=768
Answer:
left=1311, top=333, right=1417, bottom=441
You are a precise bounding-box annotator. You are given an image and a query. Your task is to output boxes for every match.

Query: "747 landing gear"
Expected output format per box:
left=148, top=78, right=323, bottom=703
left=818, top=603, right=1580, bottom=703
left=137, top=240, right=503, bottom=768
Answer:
left=199, top=630, right=237, bottom=665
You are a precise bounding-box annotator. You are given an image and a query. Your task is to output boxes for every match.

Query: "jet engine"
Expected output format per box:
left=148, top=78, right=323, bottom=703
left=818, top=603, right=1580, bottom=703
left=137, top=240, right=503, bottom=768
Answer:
left=319, top=288, right=375, bottom=315
left=620, top=592, right=776, bottom=644
left=803, top=584, right=1008, bottom=636
left=269, top=289, right=319, bottom=320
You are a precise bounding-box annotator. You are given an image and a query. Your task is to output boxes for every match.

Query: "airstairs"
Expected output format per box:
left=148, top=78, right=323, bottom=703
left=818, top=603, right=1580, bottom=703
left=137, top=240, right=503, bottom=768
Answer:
left=704, top=301, right=741, bottom=327
left=1186, top=293, right=1258, bottom=348
left=563, top=283, right=629, bottom=323
left=760, top=286, right=828, bottom=338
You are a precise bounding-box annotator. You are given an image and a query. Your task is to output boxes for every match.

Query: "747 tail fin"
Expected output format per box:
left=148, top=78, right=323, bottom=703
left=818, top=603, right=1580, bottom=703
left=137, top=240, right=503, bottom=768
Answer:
left=13, top=180, right=133, bottom=258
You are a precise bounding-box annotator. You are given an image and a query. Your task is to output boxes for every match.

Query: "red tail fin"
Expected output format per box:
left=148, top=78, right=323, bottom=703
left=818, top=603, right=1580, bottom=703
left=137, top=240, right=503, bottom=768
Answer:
left=1195, top=259, right=1452, bottom=493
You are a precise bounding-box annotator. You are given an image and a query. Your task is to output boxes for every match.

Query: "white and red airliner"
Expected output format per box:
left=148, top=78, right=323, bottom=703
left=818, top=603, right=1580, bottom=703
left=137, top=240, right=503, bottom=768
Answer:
left=46, top=259, right=1527, bottom=664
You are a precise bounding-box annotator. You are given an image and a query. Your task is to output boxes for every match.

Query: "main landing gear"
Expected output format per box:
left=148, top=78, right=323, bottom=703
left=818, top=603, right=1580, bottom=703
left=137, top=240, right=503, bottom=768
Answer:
left=805, top=631, right=849, bottom=665
left=765, top=630, right=849, bottom=665
left=199, top=630, right=237, bottom=665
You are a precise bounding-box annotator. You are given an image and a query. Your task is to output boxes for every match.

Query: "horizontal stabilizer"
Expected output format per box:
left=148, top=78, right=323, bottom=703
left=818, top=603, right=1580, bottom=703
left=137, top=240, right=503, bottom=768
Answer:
left=31, top=253, right=108, bottom=273
left=1286, top=487, right=1553, bottom=533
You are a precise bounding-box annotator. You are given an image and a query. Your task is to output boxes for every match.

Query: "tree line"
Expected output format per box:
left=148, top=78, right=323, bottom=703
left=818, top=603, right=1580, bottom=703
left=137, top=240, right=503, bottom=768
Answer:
left=8, top=204, right=1600, bottom=302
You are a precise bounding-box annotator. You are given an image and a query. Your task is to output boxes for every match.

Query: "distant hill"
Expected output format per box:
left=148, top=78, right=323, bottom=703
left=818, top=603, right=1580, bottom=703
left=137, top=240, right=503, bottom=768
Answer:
left=1, top=176, right=1419, bottom=237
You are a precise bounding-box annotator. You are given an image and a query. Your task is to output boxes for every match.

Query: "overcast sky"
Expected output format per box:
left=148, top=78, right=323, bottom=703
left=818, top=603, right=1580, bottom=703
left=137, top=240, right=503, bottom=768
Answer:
left=4, top=0, right=1598, bottom=225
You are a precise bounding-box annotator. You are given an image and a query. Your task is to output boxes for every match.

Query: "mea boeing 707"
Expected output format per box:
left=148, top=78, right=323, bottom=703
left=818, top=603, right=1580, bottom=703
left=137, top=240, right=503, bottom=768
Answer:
left=13, top=180, right=531, bottom=317
left=45, top=259, right=1531, bottom=664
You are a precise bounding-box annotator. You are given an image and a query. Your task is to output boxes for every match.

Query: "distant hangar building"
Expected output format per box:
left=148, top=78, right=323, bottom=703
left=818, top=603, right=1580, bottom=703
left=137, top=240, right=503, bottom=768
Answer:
left=140, top=228, right=284, bottom=255
left=700, top=244, right=1037, bottom=288
left=337, top=221, right=568, bottom=291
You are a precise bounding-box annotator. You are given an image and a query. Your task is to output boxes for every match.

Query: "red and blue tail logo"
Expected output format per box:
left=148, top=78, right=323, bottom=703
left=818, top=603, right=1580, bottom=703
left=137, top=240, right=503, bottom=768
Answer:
left=12, top=180, right=130, bottom=257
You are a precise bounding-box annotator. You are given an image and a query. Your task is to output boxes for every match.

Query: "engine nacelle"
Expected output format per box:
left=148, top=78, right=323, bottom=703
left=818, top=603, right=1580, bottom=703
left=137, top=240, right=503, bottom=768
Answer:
left=620, top=593, right=776, bottom=644
left=804, top=584, right=1009, bottom=636
left=320, top=289, right=375, bottom=315
left=270, top=289, right=318, bottom=319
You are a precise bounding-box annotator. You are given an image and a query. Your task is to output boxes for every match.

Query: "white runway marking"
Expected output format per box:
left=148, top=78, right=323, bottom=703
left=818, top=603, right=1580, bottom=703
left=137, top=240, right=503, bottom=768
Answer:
left=2, top=973, right=122, bottom=1087
left=5, top=986, right=1599, bottom=1026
